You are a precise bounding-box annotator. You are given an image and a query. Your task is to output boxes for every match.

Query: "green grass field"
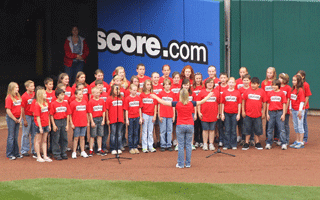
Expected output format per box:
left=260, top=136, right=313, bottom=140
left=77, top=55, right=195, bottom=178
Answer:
left=0, top=179, right=320, bottom=200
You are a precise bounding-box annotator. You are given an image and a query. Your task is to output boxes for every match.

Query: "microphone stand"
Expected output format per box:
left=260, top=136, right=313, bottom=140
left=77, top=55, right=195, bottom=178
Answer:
left=206, top=80, right=235, bottom=158
left=102, top=86, right=132, bottom=164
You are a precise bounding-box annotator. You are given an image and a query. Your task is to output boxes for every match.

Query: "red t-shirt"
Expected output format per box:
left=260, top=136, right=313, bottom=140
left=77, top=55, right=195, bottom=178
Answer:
left=46, top=90, right=55, bottom=107
left=5, top=95, right=22, bottom=118
left=178, top=92, right=196, bottom=113
left=70, top=99, right=88, bottom=127
left=238, top=86, right=249, bottom=98
left=303, top=81, right=312, bottom=109
left=140, top=92, right=158, bottom=116
left=159, top=77, right=173, bottom=85
left=290, top=88, right=306, bottom=111
left=64, top=86, right=72, bottom=98
left=280, top=85, right=291, bottom=114
left=152, top=83, right=163, bottom=95
left=21, top=92, right=35, bottom=116
left=173, top=101, right=197, bottom=125
left=50, top=100, right=71, bottom=119
left=124, top=89, right=141, bottom=98
left=221, top=89, right=242, bottom=114
left=198, top=89, right=219, bottom=122
left=106, top=96, right=124, bottom=124
left=267, top=90, right=287, bottom=111
left=242, top=88, right=266, bottom=118
left=261, top=80, right=273, bottom=96
left=52, top=94, right=70, bottom=104
left=72, top=83, right=91, bottom=96
left=235, top=78, right=244, bottom=90
left=90, top=81, right=110, bottom=93
left=137, top=76, right=151, bottom=89
left=158, top=90, right=176, bottom=118
left=87, top=98, right=105, bottom=118
left=170, top=83, right=181, bottom=100
left=33, top=102, right=49, bottom=127
left=69, top=93, right=88, bottom=104
left=193, top=85, right=203, bottom=96
left=179, top=79, right=194, bottom=87
left=124, top=95, right=142, bottom=118
left=215, top=84, right=229, bottom=102
left=203, top=77, right=220, bottom=88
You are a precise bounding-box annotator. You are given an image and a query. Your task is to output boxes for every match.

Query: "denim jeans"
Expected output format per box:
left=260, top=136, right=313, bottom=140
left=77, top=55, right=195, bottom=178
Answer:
left=142, top=113, right=155, bottom=150
left=243, top=116, right=263, bottom=136
left=21, top=115, right=36, bottom=154
left=6, top=115, right=20, bottom=157
left=224, top=113, right=237, bottom=148
left=303, top=109, right=309, bottom=142
left=176, top=125, right=193, bottom=167
left=291, top=110, right=305, bottom=134
left=218, top=119, right=225, bottom=143
left=65, top=61, right=84, bottom=86
left=159, top=117, right=173, bottom=148
left=284, top=114, right=290, bottom=144
left=266, top=111, right=286, bottom=145
left=110, top=122, right=123, bottom=151
left=52, top=119, right=68, bottom=157
left=128, top=117, right=140, bottom=149
left=102, top=124, right=109, bottom=151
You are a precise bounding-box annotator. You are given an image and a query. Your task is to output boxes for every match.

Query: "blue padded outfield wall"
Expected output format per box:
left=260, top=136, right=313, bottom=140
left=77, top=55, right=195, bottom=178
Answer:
left=97, top=0, right=221, bottom=83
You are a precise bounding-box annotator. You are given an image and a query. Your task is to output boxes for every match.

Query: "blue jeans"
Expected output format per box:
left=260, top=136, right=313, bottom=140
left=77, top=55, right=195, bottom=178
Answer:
left=52, top=119, right=68, bottom=157
left=142, top=113, right=155, bottom=150
left=291, top=110, right=305, bottom=134
left=266, top=111, right=286, bottom=145
left=64, top=61, right=84, bottom=85
left=303, top=109, right=309, bottom=142
left=6, top=115, right=20, bottom=157
left=110, top=122, right=123, bottom=151
left=128, top=117, right=140, bottom=149
left=159, top=117, right=173, bottom=148
left=284, top=114, right=290, bottom=144
left=176, top=125, right=193, bottom=167
left=21, top=115, right=36, bottom=154
left=243, top=116, right=263, bottom=136
left=102, top=124, right=109, bottom=151
left=224, top=113, right=237, bottom=148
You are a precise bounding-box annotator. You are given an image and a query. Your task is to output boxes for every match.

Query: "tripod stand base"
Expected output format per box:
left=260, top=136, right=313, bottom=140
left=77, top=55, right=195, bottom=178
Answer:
left=206, top=148, right=236, bottom=158
left=101, top=154, right=132, bottom=164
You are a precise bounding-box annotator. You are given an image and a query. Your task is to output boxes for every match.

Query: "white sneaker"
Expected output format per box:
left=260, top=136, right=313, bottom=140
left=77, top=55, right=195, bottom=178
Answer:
left=276, top=141, right=282, bottom=146
left=202, top=143, right=208, bottom=151
left=265, top=144, right=272, bottom=150
left=173, top=139, right=178, bottom=146
left=237, top=136, right=242, bottom=143
left=118, top=150, right=122, bottom=154
left=142, top=148, right=149, bottom=153
left=223, top=147, right=228, bottom=150
left=200, top=143, right=204, bottom=148
left=218, top=142, right=223, bottom=147
left=149, top=148, right=156, bottom=153
left=80, top=151, right=89, bottom=158
left=209, top=143, right=215, bottom=151
left=111, top=150, right=117, bottom=155
left=72, top=152, right=77, bottom=159
left=175, top=144, right=179, bottom=151
left=281, top=144, right=287, bottom=150
left=176, top=163, right=184, bottom=169
left=194, top=142, right=199, bottom=148
left=192, top=145, right=196, bottom=150
left=232, top=147, right=237, bottom=150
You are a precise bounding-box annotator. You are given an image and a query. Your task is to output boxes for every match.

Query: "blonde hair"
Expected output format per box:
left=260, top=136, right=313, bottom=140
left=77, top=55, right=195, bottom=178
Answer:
left=6, top=82, right=21, bottom=102
left=91, top=86, right=100, bottom=94
left=163, top=78, right=171, bottom=86
left=36, top=88, right=48, bottom=109
left=228, top=77, right=236, bottom=82
left=179, top=88, right=189, bottom=105
left=264, top=67, right=277, bottom=85
left=129, top=84, right=138, bottom=90
left=110, top=66, right=128, bottom=89
left=24, top=80, right=34, bottom=88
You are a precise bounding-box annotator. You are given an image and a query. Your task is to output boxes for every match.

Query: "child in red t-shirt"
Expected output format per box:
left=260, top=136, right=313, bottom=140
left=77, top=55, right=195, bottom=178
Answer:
left=151, top=72, right=162, bottom=149
left=242, top=77, right=266, bottom=150
left=136, top=63, right=151, bottom=89
left=193, top=72, right=204, bottom=148
left=203, top=65, right=220, bottom=88
left=33, top=88, right=52, bottom=162
left=20, top=80, right=36, bottom=157
left=5, top=82, right=22, bottom=160
left=279, top=73, right=291, bottom=148
left=110, top=66, right=130, bottom=89
left=296, top=70, right=312, bottom=143
left=235, top=67, right=248, bottom=90
left=69, top=83, right=89, bottom=103
left=44, top=78, right=55, bottom=106
left=221, top=77, right=241, bottom=150
left=89, top=69, right=110, bottom=93
left=140, top=79, right=158, bottom=153
left=289, top=75, right=306, bottom=149
left=179, top=65, right=195, bottom=87
left=70, top=89, right=89, bottom=159
left=71, top=71, right=91, bottom=98
left=50, top=88, right=71, bottom=160
left=265, top=80, right=287, bottom=150
left=52, top=83, right=70, bottom=103
left=158, top=79, right=176, bottom=151
left=159, top=64, right=173, bottom=86
left=125, top=76, right=141, bottom=97
left=106, top=84, right=125, bottom=155
left=124, top=84, right=143, bottom=154
left=198, top=78, right=220, bottom=151
left=87, top=87, right=106, bottom=157
left=171, top=71, right=181, bottom=147
left=57, top=73, right=72, bottom=98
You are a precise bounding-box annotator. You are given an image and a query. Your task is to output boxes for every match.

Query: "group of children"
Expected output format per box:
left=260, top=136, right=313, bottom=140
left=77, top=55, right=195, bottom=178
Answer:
left=5, top=64, right=312, bottom=162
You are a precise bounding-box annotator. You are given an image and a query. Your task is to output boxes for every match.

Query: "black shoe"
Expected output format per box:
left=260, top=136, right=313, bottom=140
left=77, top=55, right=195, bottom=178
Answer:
left=61, top=155, right=68, bottom=160
left=33, top=153, right=37, bottom=159
left=157, top=142, right=160, bottom=148
left=160, top=148, right=166, bottom=152
left=168, top=147, right=173, bottom=152
left=255, top=142, right=263, bottom=150
left=242, top=143, right=249, bottom=150
left=22, top=153, right=30, bottom=157
left=54, top=156, right=62, bottom=160
left=15, top=154, right=23, bottom=159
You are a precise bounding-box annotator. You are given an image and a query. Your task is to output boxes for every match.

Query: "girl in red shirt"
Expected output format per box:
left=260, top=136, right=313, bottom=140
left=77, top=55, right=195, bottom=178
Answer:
left=34, top=88, right=52, bottom=162
left=70, top=89, right=89, bottom=159
left=235, top=67, right=248, bottom=90
left=221, top=77, right=241, bottom=150
left=89, top=69, right=110, bottom=93
left=5, top=82, right=22, bottom=160
left=136, top=64, right=151, bottom=89
left=159, top=64, right=173, bottom=85
left=180, top=65, right=195, bottom=87
left=72, top=71, right=91, bottom=98
left=289, top=75, right=306, bottom=149
left=57, top=73, right=72, bottom=98
left=296, top=70, right=312, bottom=143
left=140, top=79, right=158, bottom=153
left=125, top=75, right=141, bottom=97
left=193, top=72, right=204, bottom=148
left=110, top=66, right=130, bottom=89
left=279, top=73, right=291, bottom=147
left=203, top=65, right=220, bottom=88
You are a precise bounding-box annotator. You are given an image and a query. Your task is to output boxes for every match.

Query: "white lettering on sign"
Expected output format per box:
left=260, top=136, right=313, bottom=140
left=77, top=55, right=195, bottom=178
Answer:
left=225, top=96, right=237, bottom=102
left=270, top=96, right=281, bottom=102
left=56, top=107, right=67, bottom=113
left=206, top=97, right=217, bottom=102
left=93, top=105, right=103, bottom=112
left=129, top=101, right=140, bottom=107
left=162, top=97, right=173, bottom=102
left=76, top=105, right=86, bottom=111
left=291, top=94, right=297, bottom=101
left=41, top=107, right=48, bottom=113
left=98, top=29, right=208, bottom=64
left=265, top=86, right=273, bottom=92
left=13, top=100, right=21, bottom=106
left=143, top=98, right=154, bottom=104
left=248, top=94, right=261, bottom=100
left=112, top=100, right=123, bottom=106
left=27, top=99, right=33, bottom=104
left=171, top=88, right=180, bottom=94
